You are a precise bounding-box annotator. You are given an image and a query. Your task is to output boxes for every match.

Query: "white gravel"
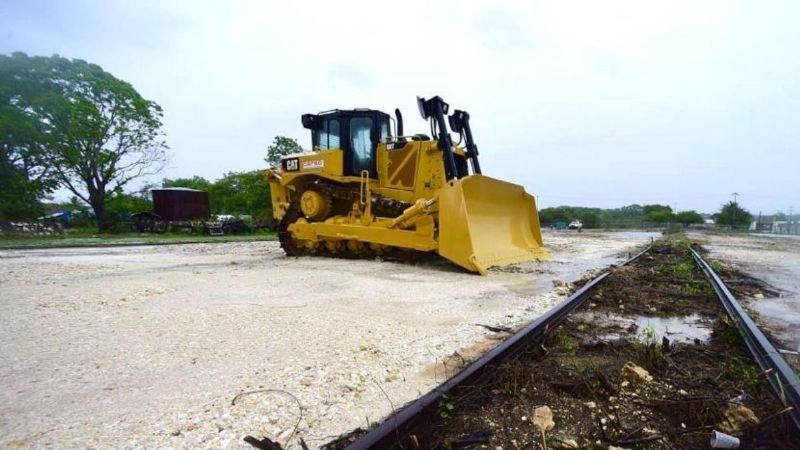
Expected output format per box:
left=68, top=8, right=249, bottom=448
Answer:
left=0, top=230, right=656, bottom=449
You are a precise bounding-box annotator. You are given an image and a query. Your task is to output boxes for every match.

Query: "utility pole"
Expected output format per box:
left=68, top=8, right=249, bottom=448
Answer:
left=731, top=192, right=740, bottom=229
left=791, top=206, right=795, bottom=235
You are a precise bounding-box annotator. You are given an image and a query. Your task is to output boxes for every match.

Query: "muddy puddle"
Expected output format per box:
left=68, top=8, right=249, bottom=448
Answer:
left=325, top=238, right=798, bottom=449
left=573, top=310, right=713, bottom=344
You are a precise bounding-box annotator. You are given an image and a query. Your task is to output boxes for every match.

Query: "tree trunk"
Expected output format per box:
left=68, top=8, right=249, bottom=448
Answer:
left=90, top=194, right=107, bottom=233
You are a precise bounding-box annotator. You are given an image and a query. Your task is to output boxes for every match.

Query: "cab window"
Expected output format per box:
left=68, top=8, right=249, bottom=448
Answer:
left=380, top=119, right=390, bottom=142
left=317, top=119, right=341, bottom=150
left=350, top=117, right=373, bottom=174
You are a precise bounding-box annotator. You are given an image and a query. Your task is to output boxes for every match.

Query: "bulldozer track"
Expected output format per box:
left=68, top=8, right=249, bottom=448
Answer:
left=278, top=179, right=432, bottom=264
left=332, top=244, right=800, bottom=450
left=277, top=197, right=304, bottom=257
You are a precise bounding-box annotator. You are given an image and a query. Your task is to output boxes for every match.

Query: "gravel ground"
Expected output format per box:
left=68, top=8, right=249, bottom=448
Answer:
left=690, top=231, right=800, bottom=357
left=0, top=230, right=656, bottom=450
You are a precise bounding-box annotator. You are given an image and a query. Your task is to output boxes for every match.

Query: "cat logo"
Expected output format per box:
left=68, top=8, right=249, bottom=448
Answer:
left=386, top=142, right=407, bottom=151
left=283, top=158, right=300, bottom=172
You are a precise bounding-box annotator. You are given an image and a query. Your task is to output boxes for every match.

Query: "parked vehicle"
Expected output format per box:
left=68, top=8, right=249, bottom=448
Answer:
left=568, top=219, right=583, bottom=231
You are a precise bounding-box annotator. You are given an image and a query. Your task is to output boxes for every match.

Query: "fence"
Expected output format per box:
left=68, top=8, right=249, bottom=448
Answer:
left=751, top=220, right=800, bottom=236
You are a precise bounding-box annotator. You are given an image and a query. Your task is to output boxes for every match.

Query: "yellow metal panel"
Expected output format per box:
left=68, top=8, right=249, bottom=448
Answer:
left=289, top=219, right=438, bottom=251
left=280, top=150, right=343, bottom=182
left=416, top=141, right=446, bottom=199
left=386, top=144, right=418, bottom=189
left=437, top=175, right=547, bottom=274
left=266, top=169, right=290, bottom=221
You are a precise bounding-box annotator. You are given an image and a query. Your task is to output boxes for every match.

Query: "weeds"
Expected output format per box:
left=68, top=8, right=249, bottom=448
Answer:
left=633, top=324, right=667, bottom=369
left=724, top=357, right=766, bottom=396
left=495, top=360, right=528, bottom=396
left=670, top=255, right=714, bottom=295
left=672, top=261, right=694, bottom=280
left=713, top=315, right=744, bottom=347
left=555, top=331, right=578, bottom=356
left=714, top=316, right=766, bottom=395
left=587, top=377, right=603, bottom=395
left=437, top=395, right=456, bottom=420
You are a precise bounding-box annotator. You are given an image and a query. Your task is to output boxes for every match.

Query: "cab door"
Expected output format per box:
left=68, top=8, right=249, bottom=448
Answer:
left=348, top=116, right=376, bottom=177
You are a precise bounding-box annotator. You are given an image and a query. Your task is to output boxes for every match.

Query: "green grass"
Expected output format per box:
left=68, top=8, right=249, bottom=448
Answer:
left=709, top=259, right=724, bottom=273
left=633, top=324, right=667, bottom=369
left=437, top=394, right=456, bottom=420
left=713, top=315, right=744, bottom=347
left=555, top=331, right=579, bottom=356
left=0, top=228, right=277, bottom=249
left=672, top=261, right=694, bottom=280
left=723, top=357, right=766, bottom=395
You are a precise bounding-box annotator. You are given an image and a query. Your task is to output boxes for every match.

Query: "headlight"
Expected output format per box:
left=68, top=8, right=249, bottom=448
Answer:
left=416, top=96, right=428, bottom=119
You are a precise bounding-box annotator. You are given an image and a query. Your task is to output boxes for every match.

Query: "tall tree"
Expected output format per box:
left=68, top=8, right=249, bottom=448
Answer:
left=642, top=204, right=674, bottom=223
left=0, top=55, right=58, bottom=220
left=209, top=171, right=271, bottom=219
left=674, top=210, right=704, bottom=225
left=162, top=176, right=213, bottom=192
left=715, top=201, right=752, bottom=228
left=265, top=136, right=302, bottom=167
left=162, top=172, right=272, bottom=220
left=1, top=52, right=168, bottom=231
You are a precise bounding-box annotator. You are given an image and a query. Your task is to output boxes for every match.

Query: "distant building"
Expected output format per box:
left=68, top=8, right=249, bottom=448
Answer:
left=749, top=220, right=771, bottom=232
left=151, top=188, right=210, bottom=221
left=770, top=221, right=799, bottom=234
left=748, top=215, right=799, bottom=235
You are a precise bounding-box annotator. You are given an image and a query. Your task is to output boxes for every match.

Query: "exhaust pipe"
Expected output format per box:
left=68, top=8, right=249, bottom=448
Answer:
left=395, top=108, right=403, bottom=136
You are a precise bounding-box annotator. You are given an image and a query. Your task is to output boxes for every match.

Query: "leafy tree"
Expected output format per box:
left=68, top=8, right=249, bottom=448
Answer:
left=162, top=171, right=271, bottom=220
left=538, top=207, right=573, bottom=226
left=646, top=210, right=674, bottom=223
left=105, top=188, right=153, bottom=222
left=162, top=176, right=213, bottom=192
left=265, top=136, right=302, bottom=167
left=0, top=155, right=49, bottom=220
left=208, top=171, right=271, bottom=219
left=715, top=201, right=752, bottom=228
left=643, top=204, right=674, bottom=223
left=643, top=204, right=672, bottom=214
left=674, top=210, right=703, bottom=225
left=616, top=204, right=644, bottom=218
left=1, top=52, right=168, bottom=231
left=539, top=203, right=700, bottom=228
left=577, top=211, right=601, bottom=228
left=0, top=56, right=59, bottom=220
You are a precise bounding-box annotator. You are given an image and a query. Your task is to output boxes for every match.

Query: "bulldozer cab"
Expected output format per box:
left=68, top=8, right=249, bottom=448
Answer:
left=302, top=109, right=391, bottom=177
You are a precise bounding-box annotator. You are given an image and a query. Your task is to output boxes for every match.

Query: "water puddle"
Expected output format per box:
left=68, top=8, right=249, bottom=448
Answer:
left=634, top=314, right=712, bottom=343
left=573, top=311, right=712, bottom=344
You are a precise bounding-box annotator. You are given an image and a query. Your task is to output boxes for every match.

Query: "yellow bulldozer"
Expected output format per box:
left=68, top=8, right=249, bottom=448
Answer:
left=266, top=96, right=547, bottom=274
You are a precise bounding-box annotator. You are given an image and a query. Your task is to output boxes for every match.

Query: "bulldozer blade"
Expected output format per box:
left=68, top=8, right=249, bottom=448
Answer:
left=438, top=175, right=548, bottom=274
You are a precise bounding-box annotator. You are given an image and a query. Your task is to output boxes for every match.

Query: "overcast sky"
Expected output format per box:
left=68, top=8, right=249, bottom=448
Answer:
left=2, top=0, right=798, bottom=214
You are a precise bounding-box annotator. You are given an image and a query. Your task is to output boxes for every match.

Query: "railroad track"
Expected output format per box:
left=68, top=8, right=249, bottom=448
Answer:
left=336, top=243, right=800, bottom=450
left=691, top=247, right=800, bottom=431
